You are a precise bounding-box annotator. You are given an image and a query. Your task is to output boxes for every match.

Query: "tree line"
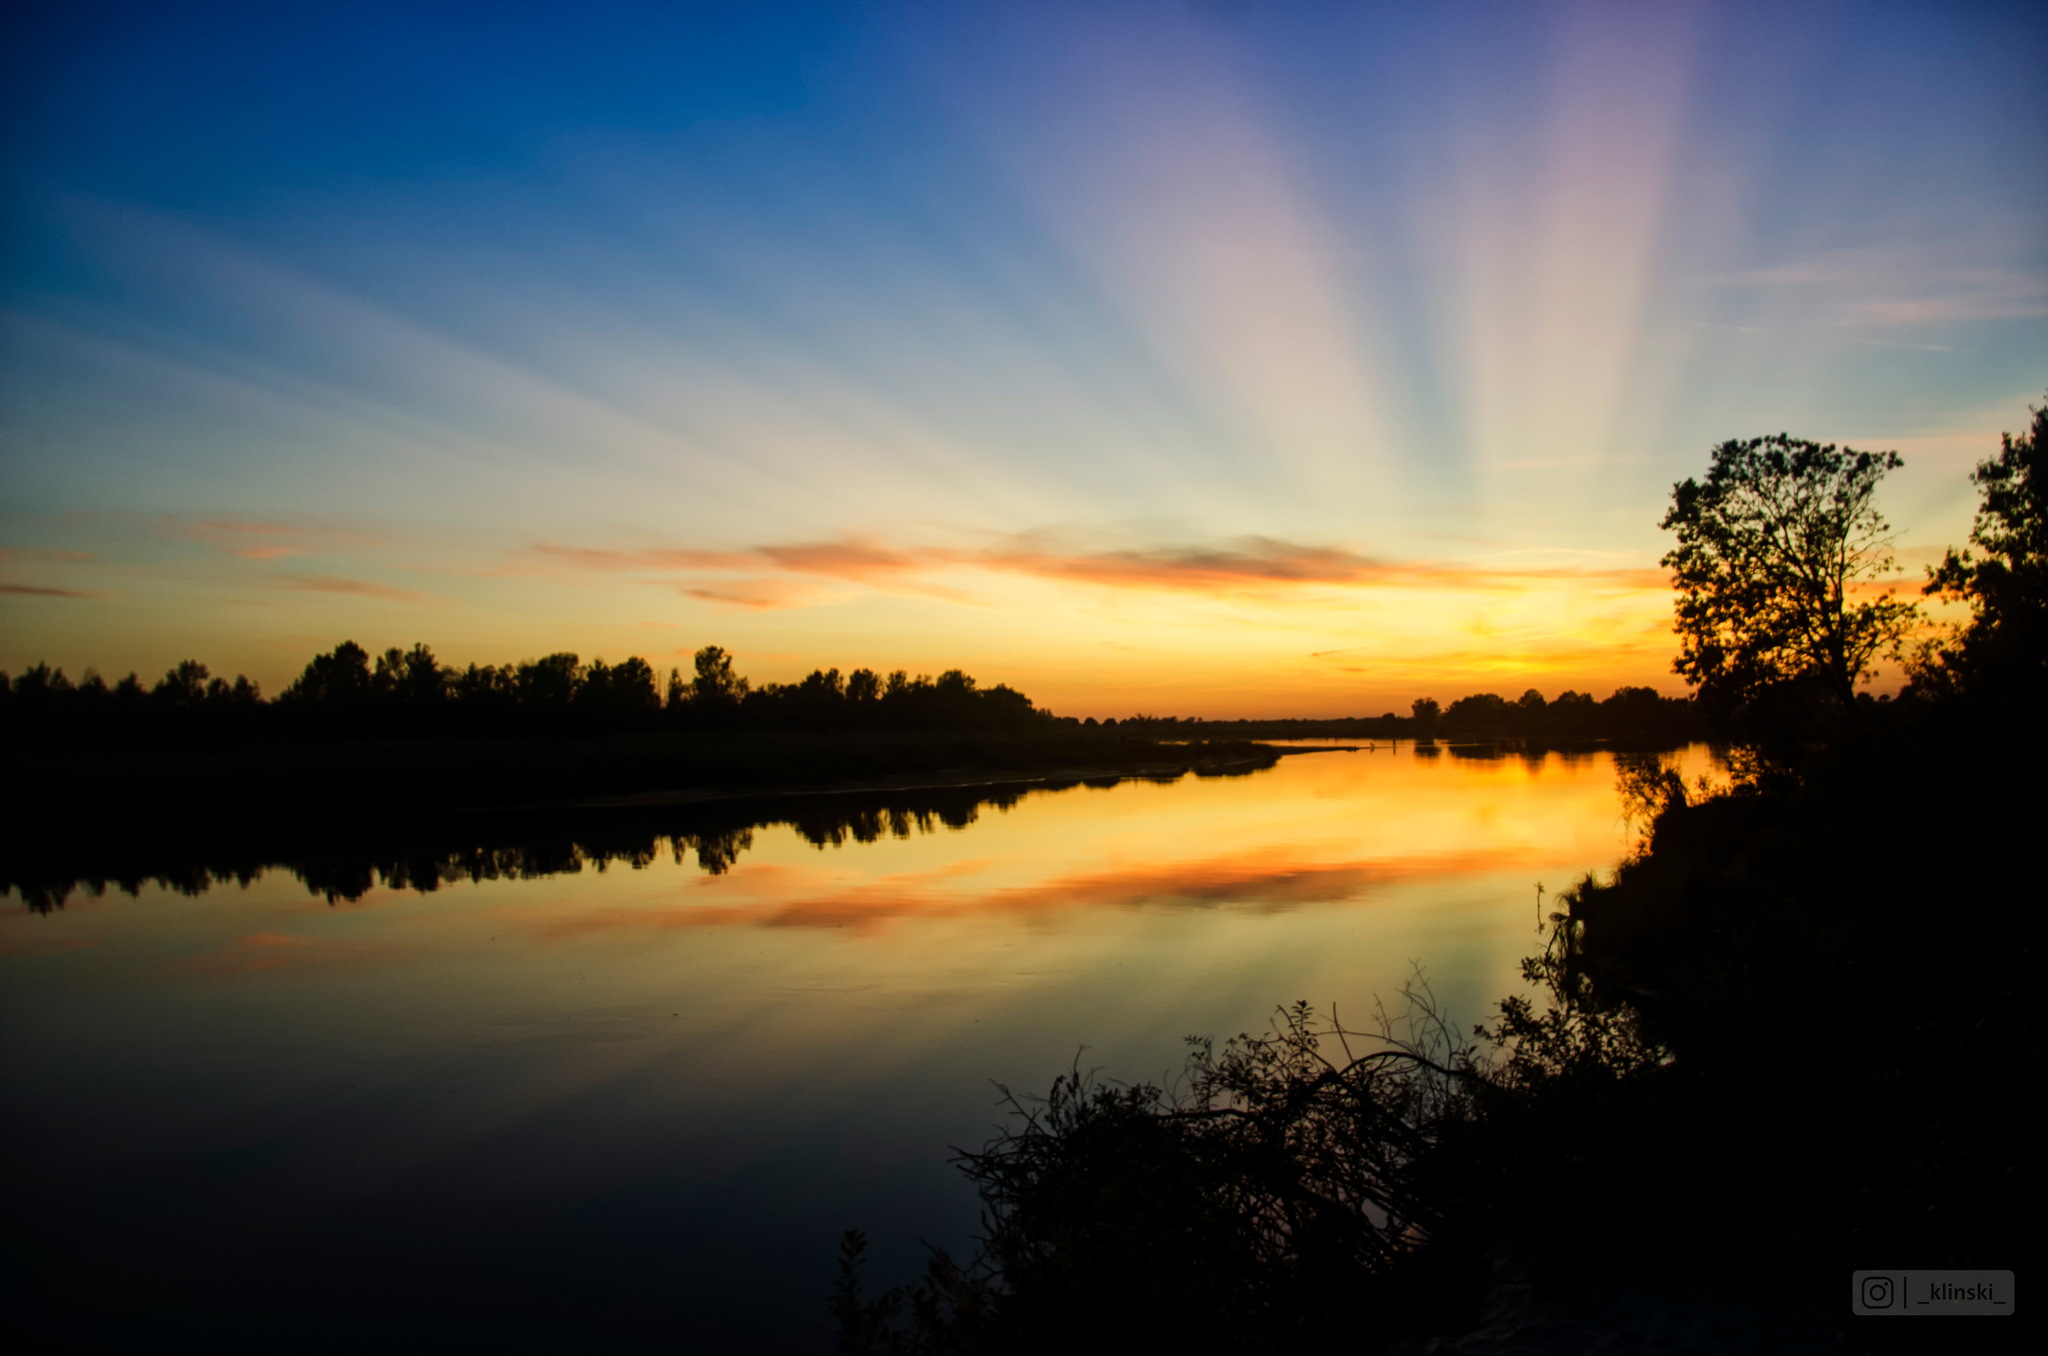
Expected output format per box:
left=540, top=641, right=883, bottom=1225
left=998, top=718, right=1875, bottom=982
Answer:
left=1108, top=685, right=1700, bottom=741
left=5, top=642, right=1705, bottom=749
left=0, top=642, right=1047, bottom=746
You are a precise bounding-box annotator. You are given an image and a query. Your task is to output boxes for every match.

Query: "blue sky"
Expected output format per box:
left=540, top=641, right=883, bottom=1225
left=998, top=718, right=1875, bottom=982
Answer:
left=4, top=0, right=2044, bottom=713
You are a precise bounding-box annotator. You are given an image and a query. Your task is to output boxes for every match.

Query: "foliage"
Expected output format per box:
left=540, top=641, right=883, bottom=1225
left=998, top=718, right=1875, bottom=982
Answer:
left=1661, top=434, right=1916, bottom=710
left=0, top=641, right=1054, bottom=747
left=1913, top=395, right=2048, bottom=703
left=834, top=978, right=1529, bottom=1353
left=1433, top=685, right=1689, bottom=740
left=833, top=936, right=1715, bottom=1354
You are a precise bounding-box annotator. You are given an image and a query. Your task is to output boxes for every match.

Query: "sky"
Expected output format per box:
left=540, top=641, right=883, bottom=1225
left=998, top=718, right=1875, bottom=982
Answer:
left=3, top=0, right=2044, bottom=717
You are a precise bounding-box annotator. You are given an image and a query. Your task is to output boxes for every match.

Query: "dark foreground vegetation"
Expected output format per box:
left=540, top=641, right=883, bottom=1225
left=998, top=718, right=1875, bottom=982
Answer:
left=832, top=411, right=2045, bottom=1352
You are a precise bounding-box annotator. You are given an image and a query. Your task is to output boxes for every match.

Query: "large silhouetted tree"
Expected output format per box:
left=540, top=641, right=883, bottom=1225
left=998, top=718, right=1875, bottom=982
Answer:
left=1661, top=435, right=1916, bottom=710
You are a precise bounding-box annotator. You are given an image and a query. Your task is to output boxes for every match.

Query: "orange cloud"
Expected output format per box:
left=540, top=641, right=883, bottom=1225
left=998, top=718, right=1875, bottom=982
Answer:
left=529, top=532, right=1668, bottom=605
left=530, top=544, right=757, bottom=571
left=973, top=537, right=1389, bottom=590
left=281, top=574, right=426, bottom=602
left=757, top=540, right=919, bottom=579
left=683, top=578, right=847, bottom=610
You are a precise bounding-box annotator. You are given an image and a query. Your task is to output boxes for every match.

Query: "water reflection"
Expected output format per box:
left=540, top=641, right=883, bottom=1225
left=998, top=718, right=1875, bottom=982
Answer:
left=2, top=777, right=1200, bottom=913
left=3, top=743, right=1647, bottom=915
left=1, top=742, right=1700, bottom=1350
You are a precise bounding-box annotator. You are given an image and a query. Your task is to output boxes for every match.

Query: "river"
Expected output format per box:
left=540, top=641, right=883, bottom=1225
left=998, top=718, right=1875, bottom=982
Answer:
left=0, top=740, right=1710, bottom=1350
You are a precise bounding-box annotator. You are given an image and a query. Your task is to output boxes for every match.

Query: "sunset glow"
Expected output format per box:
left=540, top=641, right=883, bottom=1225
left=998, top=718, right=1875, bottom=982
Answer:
left=4, top=1, right=2043, bottom=713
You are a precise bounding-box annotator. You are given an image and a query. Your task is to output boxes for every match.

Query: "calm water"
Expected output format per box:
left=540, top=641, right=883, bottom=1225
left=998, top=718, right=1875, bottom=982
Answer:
left=1, top=742, right=1706, bottom=1350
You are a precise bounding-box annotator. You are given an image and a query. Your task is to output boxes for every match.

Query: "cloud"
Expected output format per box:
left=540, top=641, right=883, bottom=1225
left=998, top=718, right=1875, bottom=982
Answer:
left=974, top=537, right=1389, bottom=590
left=166, top=516, right=389, bottom=560
left=1706, top=253, right=2048, bottom=326
left=0, top=583, right=97, bottom=598
left=531, top=532, right=1668, bottom=606
left=281, top=574, right=426, bottom=602
left=529, top=544, right=756, bottom=571
left=683, top=579, right=848, bottom=610
left=0, top=547, right=99, bottom=598
left=758, top=540, right=919, bottom=578
left=1846, top=290, right=2048, bottom=326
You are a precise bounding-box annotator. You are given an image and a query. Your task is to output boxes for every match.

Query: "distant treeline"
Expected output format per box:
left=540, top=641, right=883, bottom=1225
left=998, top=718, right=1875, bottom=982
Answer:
left=1118, top=685, right=1701, bottom=740
left=0, top=641, right=1047, bottom=746
left=5, top=637, right=1706, bottom=747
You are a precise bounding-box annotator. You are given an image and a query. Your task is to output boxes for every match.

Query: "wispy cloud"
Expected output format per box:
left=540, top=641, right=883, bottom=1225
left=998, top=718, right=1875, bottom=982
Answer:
left=683, top=579, right=849, bottom=611
left=166, top=516, right=388, bottom=560
left=281, top=574, right=426, bottom=602
left=530, top=544, right=757, bottom=571
left=1706, top=251, right=2048, bottom=326
left=0, top=583, right=98, bottom=598
left=531, top=532, right=1667, bottom=607
left=977, top=537, right=1388, bottom=589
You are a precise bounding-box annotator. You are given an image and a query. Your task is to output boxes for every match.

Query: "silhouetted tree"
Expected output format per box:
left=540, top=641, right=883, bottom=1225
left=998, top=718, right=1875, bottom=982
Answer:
left=1915, top=395, right=2047, bottom=703
left=1444, top=692, right=1507, bottom=726
left=515, top=652, right=580, bottom=710
left=1661, top=434, right=1916, bottom=710
left=154, top=660, right=211, bottom=708
left=283, top=641, right=373, bottom=706
left=688, top=645, right=750, bottom=708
